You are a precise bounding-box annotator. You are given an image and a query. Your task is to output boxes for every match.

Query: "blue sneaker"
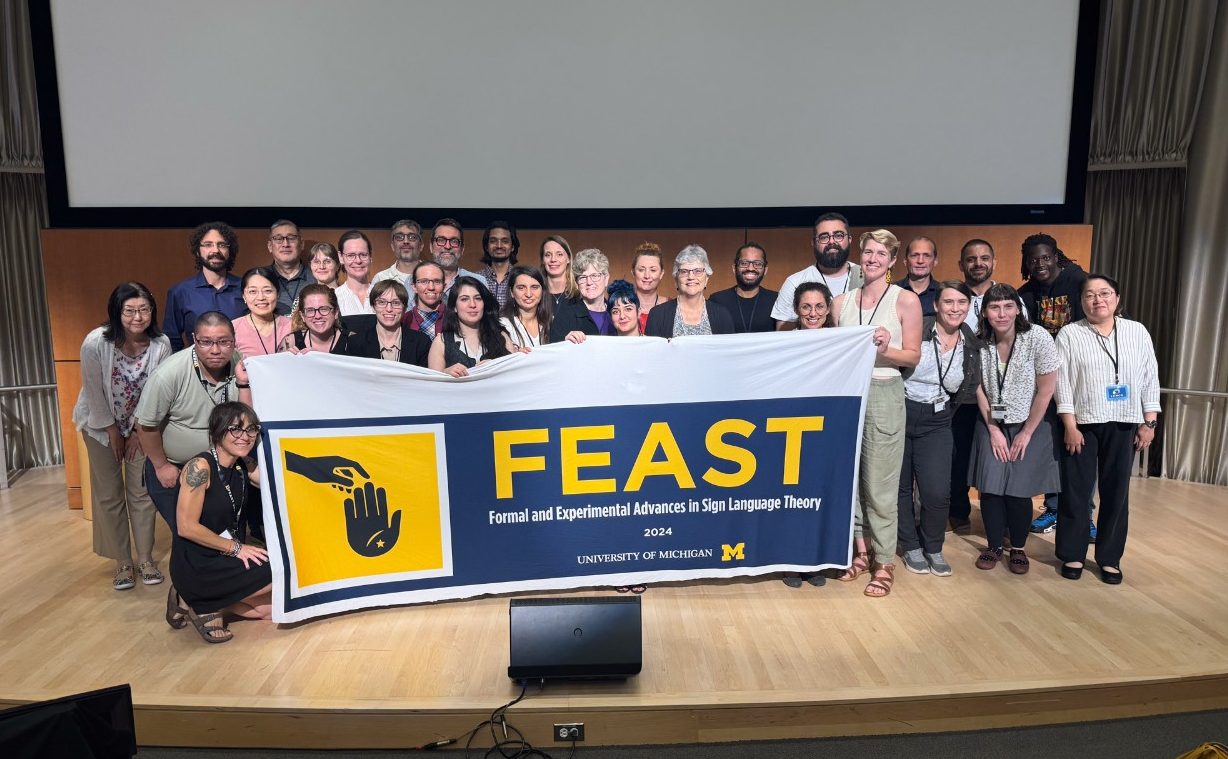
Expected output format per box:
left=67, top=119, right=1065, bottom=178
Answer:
left=1030, top=510, right=1057, bottom=534
left=1089, top=522, right=1098, bottom=543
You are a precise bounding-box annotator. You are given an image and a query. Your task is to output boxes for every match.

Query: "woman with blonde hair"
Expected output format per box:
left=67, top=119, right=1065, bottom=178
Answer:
left=632, top=241, right=668, bottom=333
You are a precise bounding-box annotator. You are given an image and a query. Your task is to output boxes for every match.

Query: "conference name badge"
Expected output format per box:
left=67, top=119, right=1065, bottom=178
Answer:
left=1105, top=384, right=1129, bottom=402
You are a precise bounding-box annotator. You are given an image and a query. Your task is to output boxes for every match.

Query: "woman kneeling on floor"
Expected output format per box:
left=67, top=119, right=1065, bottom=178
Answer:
left=167, top=401, right=272, bottom=643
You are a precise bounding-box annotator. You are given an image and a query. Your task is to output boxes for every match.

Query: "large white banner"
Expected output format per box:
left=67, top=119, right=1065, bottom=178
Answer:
left=246, top=330, right=875, bottom=623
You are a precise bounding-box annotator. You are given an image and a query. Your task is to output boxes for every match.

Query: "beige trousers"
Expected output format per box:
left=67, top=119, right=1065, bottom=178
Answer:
left=83, top=433, right=157, bottom=563
left=853, top=377, right=906, bottom=564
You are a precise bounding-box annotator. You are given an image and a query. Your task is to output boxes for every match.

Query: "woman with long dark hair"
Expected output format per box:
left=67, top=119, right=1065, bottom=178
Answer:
left=74, top=282, right=173, bottom=590
left=428, top=276, right=517, bottom=377
left=500, top=265, right=554, bottom=347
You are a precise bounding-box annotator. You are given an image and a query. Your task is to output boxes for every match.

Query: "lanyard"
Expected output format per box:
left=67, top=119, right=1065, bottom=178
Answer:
left=858, top=288, right=886, bottom=327
left=818, top=268, right=849, bottom=297
left=933, top=332, right=962, bottom=396
left=1094, top=319, right=1120, bottom=384
left=191, top=350, right=230, bottom=406
left=248, top=315, right=281, bottom=356
left=736, top=292, right=761, bottom=332
left=993, top=336, right=1017, bottom=405
left=209, top=447, right=246, bottom=538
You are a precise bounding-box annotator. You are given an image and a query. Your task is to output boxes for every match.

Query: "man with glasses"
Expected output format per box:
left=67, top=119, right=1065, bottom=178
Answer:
left=478, top=221, right=519, bottom=308
left=164, top=222, right=245, bottom=351
left=429, top=218, right=480, bottom=299
left=267, top=219, right=313, bottom=315
left=772, top=212, right=865, bottom=329
left=404, top=261, right=448, bottom=340
left=708, top=242, right=778, bottom=333
left=135, top=312, right=251, bottom=535
left=896, top=237, right=941, bottom=317
left=373, top=219, right=425, bottom=297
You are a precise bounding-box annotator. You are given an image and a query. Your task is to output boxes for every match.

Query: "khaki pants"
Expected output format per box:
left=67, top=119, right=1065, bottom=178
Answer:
left=83, top=433, right=157, bottom=563
left=853, top=377, right=905, bottom=564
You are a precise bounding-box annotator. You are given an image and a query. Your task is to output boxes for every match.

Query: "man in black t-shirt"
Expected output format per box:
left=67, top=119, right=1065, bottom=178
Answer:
left=708, top=242, right=778, bottom=333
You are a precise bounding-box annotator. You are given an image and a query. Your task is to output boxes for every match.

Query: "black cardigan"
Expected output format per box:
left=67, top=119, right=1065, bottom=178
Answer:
left=913, top=316, right=983, bottom=407
left=340, top=314, right=432, bottom=368
left=548, top=296, right=600, bottom=342
left=644, top=299, right=735, bottom=338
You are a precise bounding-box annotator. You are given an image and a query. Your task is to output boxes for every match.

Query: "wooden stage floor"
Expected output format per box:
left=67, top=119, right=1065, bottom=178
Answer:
left=2, top=467, right=1227, bottom=749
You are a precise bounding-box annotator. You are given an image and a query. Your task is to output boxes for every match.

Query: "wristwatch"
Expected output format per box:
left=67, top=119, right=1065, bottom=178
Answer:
left=1141, top=419, right=1157, bottom=429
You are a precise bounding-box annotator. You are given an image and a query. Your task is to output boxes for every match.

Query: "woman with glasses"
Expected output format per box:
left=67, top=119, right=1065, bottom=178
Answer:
left=500, top=266, right=553, bottom=347
left=631, top=242, right=669, bottom=333
left=233, top=267, right=291, bottom=358
left=334, top=230, right=376, bottom=316
left=644, top=245, right=734, bottom=338
left=309, top=242, right=342, bottom=289
left=345, top=281, right=431, bottom=366
left=428, top=276, right=517, bottom=377
left=793, top=282, right=835, bottom=330
left=969, top=283, right=1060, bottom=577
left=831, top=229, right=922, bottom=598
left=167, top=401, right=271, bottom=644
left=540, top=235, right=578, bottom=309
left=74, top=282, right=173, bottom=591
left=1054, top=275, right=1159, bottom=585
left=282, top=284, right=359, bottom=354
left=549, top=248, right=608, bottom=342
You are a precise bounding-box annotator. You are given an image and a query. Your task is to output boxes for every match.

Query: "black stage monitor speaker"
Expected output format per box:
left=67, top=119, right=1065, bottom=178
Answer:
left=0, top=684, right=137, bottom=759
left=508, top=596, right=642, bottom=680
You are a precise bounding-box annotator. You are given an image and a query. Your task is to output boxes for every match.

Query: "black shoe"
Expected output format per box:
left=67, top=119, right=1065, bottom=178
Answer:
left=948, top=517, right=972, bottom=535
left=1060, top=563, right=1084, bottom=580
left=1099, top=566, right=1123, bottom=585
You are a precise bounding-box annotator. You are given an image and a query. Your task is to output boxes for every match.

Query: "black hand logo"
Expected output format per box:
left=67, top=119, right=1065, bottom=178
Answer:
left=285, top=451, right=370, bottom=491
left=344, top=481, right=402, bottom=557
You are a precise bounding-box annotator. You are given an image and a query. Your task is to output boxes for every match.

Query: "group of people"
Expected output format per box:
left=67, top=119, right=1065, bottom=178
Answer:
left=72, top=212, right=1160, bottom=641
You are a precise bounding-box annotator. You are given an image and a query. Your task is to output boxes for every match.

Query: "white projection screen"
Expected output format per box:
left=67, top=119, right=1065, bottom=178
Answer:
left=32, top=0, right=1096, bottom=227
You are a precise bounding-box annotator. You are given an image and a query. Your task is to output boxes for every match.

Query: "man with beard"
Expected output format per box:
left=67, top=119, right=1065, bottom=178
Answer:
left=1018, top=233, right=1086, bottom=337
left=266, top=219, right=313, bottom=316
left=772, top=212, right=864, bottom=328
left=709, top=242, right=778, bottom=333
left=163, top=222, right=245, bottom=351
left=957, top=238, right=1028, bottom=329
left=895, top=236, right=941, bottom=317
left=135, top=312, right=251, bottom=535
left=478, top=221, right=519, bottom=308
left=430, top=218, right=481, bottom=300
left=373, top=219, right=424, bottom=297
left=404, top=260, right=448, bottom=340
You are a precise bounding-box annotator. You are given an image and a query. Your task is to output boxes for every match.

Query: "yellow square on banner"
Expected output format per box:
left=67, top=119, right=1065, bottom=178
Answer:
left=278, top=432, right=445, bottom=588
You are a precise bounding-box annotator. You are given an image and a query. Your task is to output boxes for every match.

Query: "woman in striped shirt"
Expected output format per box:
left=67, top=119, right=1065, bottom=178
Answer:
left=1054, top=274, right=1160, bottom=584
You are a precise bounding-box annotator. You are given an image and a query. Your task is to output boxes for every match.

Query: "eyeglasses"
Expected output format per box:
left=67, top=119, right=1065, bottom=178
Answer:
left=121, top=306, right=152, bottom=317
left=576, top=272, right=607, bottom=284
left=677, top=267, right=707, bottom=278
left=226, top=424, right=262, bottom=439
left=814, top=231, right=848, bottom=244
left=195, top=338, right=234, bottom=349
left=414, top=278, right=444, bottom=287
left=374, top=298, right=405, bottom=310
left=736, top=259, right=766, bottom=270
left=303, top=306, right=336, bottom=317
left=432, top=236, right=462, bottom=249
left=1082, top=289, right=1117, bottom=302
left=270, top=234, right=300, bottom=244
left=342, top=252, right=372, bottom=261
left=392, top=233, right=421, bottom=243
left=200, top=241, right=231, bottom=251
left=244, top=287, right=276, bottom=297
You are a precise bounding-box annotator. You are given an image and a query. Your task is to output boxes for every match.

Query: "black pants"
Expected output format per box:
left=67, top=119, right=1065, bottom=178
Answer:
left=897, top=399, right=954, bottom=553
left=1056, top=422, right=1135, bottom=567
left=948, top=404, right=978, bottom=521
left=144, top=458, right=181, bottom=536
left=980, top=494, right=1032, bottom=550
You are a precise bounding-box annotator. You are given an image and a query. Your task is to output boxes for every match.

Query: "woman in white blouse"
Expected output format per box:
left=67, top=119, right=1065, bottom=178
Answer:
left=1054, top=275, right=1160, bottom=584
left=334, top=230, right=376, bottom=316
left=500, top=266, right=552, bottom=347
left=73, top=282, right=172, bottom=590
left=969, top=283, right=1060, bottom=576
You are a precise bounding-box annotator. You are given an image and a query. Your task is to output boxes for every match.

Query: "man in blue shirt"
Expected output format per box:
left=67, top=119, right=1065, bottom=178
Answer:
left=163, top=222, right=245, bottom=351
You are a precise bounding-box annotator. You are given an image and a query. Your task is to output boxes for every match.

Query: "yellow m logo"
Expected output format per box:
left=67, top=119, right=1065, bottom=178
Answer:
left=721, top=543, right=745, bottom=562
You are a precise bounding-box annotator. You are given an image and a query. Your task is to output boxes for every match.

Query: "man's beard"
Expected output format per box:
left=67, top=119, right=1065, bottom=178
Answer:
left=815, top=243, right=849, bottom=271
left=736, top=271, right=762, bottom=291
left=197, top=253, right=230, bottom=273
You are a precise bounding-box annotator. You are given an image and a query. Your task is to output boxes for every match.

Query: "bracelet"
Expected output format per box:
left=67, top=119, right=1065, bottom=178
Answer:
left=223, top=540, right=242, bottom=558
left=236, top=382, right=251, bottom=389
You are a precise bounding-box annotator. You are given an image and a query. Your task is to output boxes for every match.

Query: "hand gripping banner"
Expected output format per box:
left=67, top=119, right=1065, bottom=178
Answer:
left=246, top=329, right=875, bottom=623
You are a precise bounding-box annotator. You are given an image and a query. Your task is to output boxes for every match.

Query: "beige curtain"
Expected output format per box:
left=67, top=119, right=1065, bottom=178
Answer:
left=1168, top=2, right=1228, bottom=485
left=1085, top=0, right=1221, bottom=481
left=1, top=0, right=60, bottom=469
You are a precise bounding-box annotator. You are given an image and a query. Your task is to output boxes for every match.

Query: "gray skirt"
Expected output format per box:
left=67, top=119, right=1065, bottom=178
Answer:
left=968, top=418, right=1061, bottom=498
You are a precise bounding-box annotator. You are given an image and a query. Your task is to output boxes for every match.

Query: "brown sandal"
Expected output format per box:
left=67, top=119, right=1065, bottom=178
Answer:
left=838, top=551, right=872, bottom=582
left=864, top=564, right=895, bottom=598
left=187, top=608, right=233, bottom=644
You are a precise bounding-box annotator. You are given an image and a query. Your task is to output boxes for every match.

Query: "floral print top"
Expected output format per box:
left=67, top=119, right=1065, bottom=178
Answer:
left=110, top=348, right=151, bottom=436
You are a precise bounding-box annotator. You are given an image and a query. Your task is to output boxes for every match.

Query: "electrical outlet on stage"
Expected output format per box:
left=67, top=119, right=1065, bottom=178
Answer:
left=554, top=723, right=584, bottom=742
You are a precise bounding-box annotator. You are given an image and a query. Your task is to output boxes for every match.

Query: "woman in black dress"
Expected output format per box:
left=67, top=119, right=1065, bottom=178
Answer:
left=167, top=402, right=271, bottom=643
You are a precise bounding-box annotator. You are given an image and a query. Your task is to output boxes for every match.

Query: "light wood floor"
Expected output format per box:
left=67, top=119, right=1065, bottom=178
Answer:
left=2, top=467, right=1227, bottom=749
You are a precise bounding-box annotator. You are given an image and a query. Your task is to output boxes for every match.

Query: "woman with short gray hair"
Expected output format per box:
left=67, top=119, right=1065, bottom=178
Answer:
left=644, top=245, right=734, bottom=337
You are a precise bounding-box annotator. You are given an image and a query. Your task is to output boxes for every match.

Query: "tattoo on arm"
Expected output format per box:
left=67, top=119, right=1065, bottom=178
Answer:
left=185, top=459, right=209, bottom=490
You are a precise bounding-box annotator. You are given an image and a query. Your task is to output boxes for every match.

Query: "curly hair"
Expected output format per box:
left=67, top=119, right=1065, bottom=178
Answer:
left=189, top=222, right=239, bottom=272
